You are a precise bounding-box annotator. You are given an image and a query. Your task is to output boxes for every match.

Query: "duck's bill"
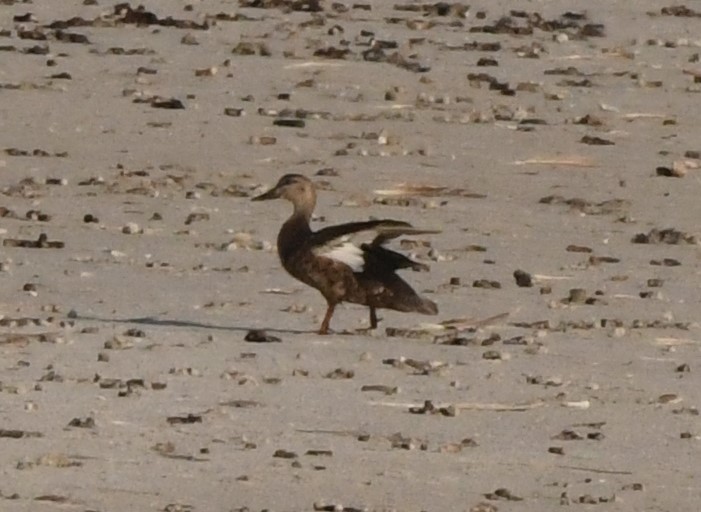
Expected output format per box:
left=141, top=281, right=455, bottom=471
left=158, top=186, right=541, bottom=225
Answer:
left=252, top=187, right=280, bottom=201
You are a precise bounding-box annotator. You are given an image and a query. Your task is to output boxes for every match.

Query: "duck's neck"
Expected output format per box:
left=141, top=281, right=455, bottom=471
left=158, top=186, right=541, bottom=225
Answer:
left=292, top=197, right=315, bottom=223
left=278, top=207, right=313, bottom=262
left=277, top=188, right=316, bottom=261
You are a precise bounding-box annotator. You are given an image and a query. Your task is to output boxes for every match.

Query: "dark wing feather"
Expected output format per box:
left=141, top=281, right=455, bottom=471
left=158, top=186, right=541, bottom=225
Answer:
left=360, top=243, right=429, bottom=273
left=308, top=219, right=411, bottom=249
left=370, top=227, right=442, bottom=247
left=366, top=226, right=441, bottom=272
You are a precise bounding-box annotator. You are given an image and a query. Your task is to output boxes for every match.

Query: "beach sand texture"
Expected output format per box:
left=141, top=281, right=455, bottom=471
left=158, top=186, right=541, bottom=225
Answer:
left=1, top=1, right=700, bottom=510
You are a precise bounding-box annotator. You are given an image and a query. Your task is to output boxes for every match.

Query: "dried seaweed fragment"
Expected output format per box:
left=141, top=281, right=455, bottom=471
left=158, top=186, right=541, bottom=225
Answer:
left=658, top=5, right=701, bottom=17
left=539, top=195, right=629, bottom=215
left=632, top=228, right=698, bottom=245
left=3, top=233, right=64, bottom=249
left=393, top=2, right=469, bottom=17
left=48, top=3, right=208, bottom=30
left=239, top=0, right=324, bottom=11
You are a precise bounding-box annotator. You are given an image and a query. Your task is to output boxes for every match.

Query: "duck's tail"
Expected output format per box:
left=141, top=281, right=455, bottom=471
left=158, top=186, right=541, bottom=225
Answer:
left=358, top=273, right=439, bottom=315
left=396, top=291, right=438, bottom=315
left=416, top=296, right=438, bottom=315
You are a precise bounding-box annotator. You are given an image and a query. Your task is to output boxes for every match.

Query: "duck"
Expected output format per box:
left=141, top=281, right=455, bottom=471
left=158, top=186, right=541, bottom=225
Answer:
left=252, top=173, right=438, bottom=334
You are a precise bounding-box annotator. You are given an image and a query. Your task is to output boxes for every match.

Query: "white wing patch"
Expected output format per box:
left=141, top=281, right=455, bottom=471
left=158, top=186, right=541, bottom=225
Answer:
left=316, top=242, right=365, bottom=272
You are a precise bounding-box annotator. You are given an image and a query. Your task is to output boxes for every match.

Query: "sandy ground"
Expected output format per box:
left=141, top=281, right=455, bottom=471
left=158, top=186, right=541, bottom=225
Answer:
left=1, top=1, right=700, bottom=510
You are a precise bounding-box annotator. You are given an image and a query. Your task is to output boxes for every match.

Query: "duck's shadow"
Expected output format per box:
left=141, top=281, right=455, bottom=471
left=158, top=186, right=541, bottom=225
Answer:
left=74, top=314, right=315, bottom=336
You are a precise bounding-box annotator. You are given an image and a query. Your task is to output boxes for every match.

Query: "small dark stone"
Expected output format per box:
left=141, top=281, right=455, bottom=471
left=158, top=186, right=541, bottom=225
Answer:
left=578, top=495, right=598, bottom=504
left=650, top=258, right=681, bottom=267
left=244, top=330, right=281, bottom=343
left=480, top=333, right=501, bottom=346
left=151, top=98, right=185, bottom=109
left=273, top=118, right=306, bottom=128
left=123, top=328, right=145, bottom=337
left=485, top=488, right=523, bottom=501
left=54, top=30, right=90, bottom=44
left=503, top=336, right=527, bottom=345
left=589, top=255, right=620, bottom=265
left=0, top=429, right=43, bottom=439
left=513, top=269, right=533, bottom=287
left=581, top=135, right=615, bottom=145
left=327, top=24, right=344, bottom=35
left=568, top=288, right=588, bottom=304
left=324, top=368, right=354, bottom=379
left=482, top=350, right=502, bottom=360
left=305, top=449, right=333, bottom=457
left=633, top=228, right=697, bottom=245
left=553, top=429, right=584, bottom=441
left=49, top=72, right=72, bottom=80
left=273, top=449, right=297, bottom=459
left=580, top=24, right=605, bottom=37
left=573, top=114, right=604, bottom=126
left=315, top=46, right=351, bottom=59
left=67, top=417, right=95, bottom=428
left=476, top=57, right=498, bottom=66
left=566, top=244, right=592, bottom=253
left=14, top=13, right=37, bottom=23
left=657, top=166, right=675, bottom=176
left=473, top=279, right=501, bottom=289
left=166, top=414, right=202, bottom=425
left=184, top=212, right=210, bottom=225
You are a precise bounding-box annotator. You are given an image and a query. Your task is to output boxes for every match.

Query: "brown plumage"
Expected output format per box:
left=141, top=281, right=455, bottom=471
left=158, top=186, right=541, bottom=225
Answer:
left=252, top=174, right=438, bottom=334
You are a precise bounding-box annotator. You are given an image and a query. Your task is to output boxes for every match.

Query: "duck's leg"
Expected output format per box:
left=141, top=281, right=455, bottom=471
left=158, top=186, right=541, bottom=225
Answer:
left=319, top=303, right=336, bottom=335
left=369, top=306, right=379, bottom=329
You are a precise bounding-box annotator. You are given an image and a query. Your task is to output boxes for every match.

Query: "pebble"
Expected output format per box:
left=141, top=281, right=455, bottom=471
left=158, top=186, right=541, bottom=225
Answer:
left=567, top=288, right=588, bottom=304
left=244, top=330, right=281, bottom=343
left=122, top=222, right=141, bottom=234
left=513, top=269, right=533, bottom=287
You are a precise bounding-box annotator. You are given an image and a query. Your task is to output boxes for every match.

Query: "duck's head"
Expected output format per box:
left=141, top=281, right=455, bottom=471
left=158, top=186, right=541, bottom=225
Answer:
left=252, top=174, right=317, bottom=217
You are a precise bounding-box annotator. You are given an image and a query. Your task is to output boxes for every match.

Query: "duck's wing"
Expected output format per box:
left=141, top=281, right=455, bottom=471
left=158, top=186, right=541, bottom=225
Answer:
left=308, top=220, right=409, bottom=272
left=308, top=219, right=411, bottom=248
left=370, top=226, right=442, bottom=247
left=310, top=220, right=439, bottom=274
left=364, top=226, right=442, bottom=272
